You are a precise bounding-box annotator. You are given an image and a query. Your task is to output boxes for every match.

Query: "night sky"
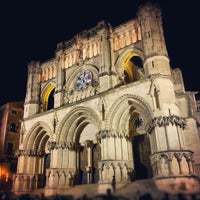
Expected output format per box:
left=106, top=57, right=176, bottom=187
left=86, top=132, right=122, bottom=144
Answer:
left=0, top=0, right=200, bottom=106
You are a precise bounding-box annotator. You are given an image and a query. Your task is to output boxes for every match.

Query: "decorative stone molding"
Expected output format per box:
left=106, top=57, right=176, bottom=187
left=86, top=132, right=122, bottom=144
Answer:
left=98, top=160, right=133, bottom=183
left=147, top=115, right=187, bottom=134
left=47, top=141, right=56, bottom=151
left=105, top=94, right=153, bottom=131
left=46, top=168, right=76, bottom=189
left=13, top=174, right=45, bottom=192
left=150, top=150, right=194, bottom=177
left=40, top=59, right=57, bottom=82
left=47, top=141, right=78, bottom=151
left=97, top=130, right=130, bottom=140
left=15, top=149, right=45, bottom=157
left=65, top=86, right=97, bottom=104
left=84, top=140, right=94, bottom=148
left=151, top=150, right=193, bottom=164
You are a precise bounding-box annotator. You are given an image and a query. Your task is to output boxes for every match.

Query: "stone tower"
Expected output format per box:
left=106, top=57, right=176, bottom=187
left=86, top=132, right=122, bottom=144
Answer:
left=13, top=3, right=200, bottom=193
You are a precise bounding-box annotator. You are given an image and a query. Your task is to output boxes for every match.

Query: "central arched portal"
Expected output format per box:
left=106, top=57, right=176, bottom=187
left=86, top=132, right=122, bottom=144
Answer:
left=76, top=123, right=101, bottom=185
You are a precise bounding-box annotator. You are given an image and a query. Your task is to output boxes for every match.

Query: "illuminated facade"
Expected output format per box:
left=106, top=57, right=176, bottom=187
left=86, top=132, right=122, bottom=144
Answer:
left=0, top=102, right=23, bottom=184
left=13, top=3, right=200, bottom=193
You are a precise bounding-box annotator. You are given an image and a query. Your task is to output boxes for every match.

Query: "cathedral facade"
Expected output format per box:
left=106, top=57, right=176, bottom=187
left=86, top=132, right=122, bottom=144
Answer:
left=13, top=3, right=200, bottom=193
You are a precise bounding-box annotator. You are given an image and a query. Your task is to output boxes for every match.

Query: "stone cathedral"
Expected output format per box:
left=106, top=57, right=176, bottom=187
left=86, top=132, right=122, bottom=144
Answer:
left=13, top=3, right=200, bottom=193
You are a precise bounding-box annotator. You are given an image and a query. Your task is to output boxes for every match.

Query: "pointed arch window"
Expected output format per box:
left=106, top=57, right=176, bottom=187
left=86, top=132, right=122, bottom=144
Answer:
left=41, top=83, right=56, bottom=111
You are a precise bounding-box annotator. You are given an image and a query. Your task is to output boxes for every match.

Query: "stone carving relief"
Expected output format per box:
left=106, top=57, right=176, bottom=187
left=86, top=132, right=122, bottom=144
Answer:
left=147, top=115, right=187, bottom=134
left=47, top=141, right=80, bottom=151
left=151, top=150, right=193, bottom=177
left=46, top=168, right=75, bottom=189
left=16, top=149, right=45, bottom=157
left=99, top=161, right=131, bottom=183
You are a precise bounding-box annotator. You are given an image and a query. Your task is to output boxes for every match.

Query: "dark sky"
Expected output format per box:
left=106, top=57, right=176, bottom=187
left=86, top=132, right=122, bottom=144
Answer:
left=0, top=0, right=199, bottom=105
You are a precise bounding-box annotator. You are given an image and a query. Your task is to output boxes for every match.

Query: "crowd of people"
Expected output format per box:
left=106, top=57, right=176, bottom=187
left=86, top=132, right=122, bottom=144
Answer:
left=0, top=189, right=200, bottom=200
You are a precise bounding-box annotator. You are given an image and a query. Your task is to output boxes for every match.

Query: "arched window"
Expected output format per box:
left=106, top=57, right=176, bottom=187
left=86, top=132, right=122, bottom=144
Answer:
left=41, top=84, right=56, bottom=112
left=122, top=52, right=143, bottom=84
left=47, top=88, right=55, bottom=110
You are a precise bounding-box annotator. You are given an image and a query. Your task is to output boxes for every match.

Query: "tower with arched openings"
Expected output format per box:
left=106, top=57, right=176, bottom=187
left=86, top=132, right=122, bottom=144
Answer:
left=13, top=3, right=200, bottom=193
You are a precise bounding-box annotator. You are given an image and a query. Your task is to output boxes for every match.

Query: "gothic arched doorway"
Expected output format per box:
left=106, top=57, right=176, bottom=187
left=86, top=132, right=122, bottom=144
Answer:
left=132, top=134, right=152, bottom=179
left=129, top=112, right=152, bottom=180
left=22, top=123, right=52, bottom=190
left=76, top=124, right=101, bottom=185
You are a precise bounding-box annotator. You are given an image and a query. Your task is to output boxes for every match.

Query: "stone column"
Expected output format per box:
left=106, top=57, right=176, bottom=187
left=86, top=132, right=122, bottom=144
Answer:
left=13, top=150, right=45, bottom=192
left=54, top=51, right=64, bottom=108
left=148, top=115, right=194, bottom=178
left=85, top=140, right=94, bottom=184
left=24, top=61, right=41, bottom=118
left=97, top=22, right=112, bottom=92
left=76, top=143, right=82, bottom=170
left=98, top=130, right=133, bottom=184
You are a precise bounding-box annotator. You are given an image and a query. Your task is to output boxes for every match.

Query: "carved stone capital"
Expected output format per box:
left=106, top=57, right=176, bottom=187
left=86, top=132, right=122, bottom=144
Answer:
left=147, top=115, right=187, bottom=134
left=47, top=141, right=56, bottom=151
left=174, top=152, right=183, bottom=162
left=97, top=130, right=129, bottom=140
left=84, top=140, right=94, bottom=148
left=16, top=149, right=45, bottom=157
left=53, top=142, right=76, bottom=151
